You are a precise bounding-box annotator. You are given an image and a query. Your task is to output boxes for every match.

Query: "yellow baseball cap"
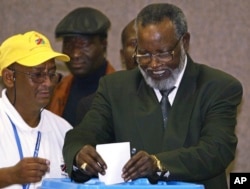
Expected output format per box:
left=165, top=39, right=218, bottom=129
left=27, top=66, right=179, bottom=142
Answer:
left=0, top=30, right=70, bottom=76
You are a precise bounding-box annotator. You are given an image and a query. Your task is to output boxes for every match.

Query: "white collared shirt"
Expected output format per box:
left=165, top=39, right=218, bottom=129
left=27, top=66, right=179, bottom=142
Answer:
left=0, top=89, right=72, bottom=189
left=154, top=55, right=187, bottom=105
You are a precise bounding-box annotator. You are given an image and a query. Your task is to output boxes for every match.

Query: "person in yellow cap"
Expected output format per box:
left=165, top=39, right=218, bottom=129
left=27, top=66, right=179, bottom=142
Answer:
left=0, top=31, right=72, bottom=189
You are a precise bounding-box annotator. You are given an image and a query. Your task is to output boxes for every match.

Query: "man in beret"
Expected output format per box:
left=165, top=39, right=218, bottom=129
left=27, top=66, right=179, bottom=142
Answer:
left=47, top=7, right=115, bottom=126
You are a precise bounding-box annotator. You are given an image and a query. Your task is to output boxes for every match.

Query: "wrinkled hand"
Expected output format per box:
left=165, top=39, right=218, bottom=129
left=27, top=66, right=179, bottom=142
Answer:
left=11, top=157, right=50, bottom=184
left=122, top=151, right=157, bottom=182
left=75, top=145, right=107, bottom=177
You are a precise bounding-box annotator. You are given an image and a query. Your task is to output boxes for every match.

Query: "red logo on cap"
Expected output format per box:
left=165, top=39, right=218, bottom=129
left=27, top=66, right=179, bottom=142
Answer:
left=35, top=36, right=45, bottom=45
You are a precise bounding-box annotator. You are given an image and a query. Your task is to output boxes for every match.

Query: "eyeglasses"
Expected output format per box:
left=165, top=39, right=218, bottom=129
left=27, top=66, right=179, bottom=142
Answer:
left=133, top=36, right=182, bottom=66
left=11, top=69, right=62, bottom=84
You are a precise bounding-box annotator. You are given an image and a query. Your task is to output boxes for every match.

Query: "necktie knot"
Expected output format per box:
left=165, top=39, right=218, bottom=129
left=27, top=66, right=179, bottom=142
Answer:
left=160, top=86, right=176, bottom=97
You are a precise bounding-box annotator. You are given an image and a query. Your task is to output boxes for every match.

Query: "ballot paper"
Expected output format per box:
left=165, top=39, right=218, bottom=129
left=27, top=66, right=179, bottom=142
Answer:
left=96, top=142, right=131, bottom=185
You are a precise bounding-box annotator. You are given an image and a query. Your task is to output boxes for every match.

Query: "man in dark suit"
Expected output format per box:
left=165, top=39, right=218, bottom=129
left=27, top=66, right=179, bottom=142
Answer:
left=63, top=3, right=243, bottom=189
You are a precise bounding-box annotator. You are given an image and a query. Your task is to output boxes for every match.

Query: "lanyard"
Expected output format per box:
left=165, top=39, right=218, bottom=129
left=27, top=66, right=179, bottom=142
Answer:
left=7, top=115, right=41, bottom=189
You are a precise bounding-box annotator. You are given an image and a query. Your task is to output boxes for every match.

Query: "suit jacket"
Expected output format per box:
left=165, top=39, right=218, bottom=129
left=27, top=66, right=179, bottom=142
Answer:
left=63, top=55, right=243, bottom=189
left=75, top=93, right=96, bottom=124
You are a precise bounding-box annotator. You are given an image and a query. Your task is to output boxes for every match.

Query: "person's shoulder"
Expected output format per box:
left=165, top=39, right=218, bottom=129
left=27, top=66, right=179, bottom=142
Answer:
left=192, top=62, right=243, bottom=95
left=97, top=68, right=141, bottom=95
left=189, top=61, right=243, bottom=101
left=104, top=67, right=140, bottom=80
left=99, top=68, right=141, bottom=90
left=42, top=109, right=73, bottom=130
left=197, top=63, right=241, bottom=84
left=188, top=55, right=240, bottom=84
left=106, top=61, right=116, bottom=74
left=55, top=74, right=74, bottom=89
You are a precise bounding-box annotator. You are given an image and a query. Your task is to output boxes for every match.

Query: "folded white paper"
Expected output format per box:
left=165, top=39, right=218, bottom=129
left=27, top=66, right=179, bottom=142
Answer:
left=96, top=142, right=131, bottom=185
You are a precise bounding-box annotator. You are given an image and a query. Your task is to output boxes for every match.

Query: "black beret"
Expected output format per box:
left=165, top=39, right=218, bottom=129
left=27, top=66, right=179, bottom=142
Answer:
left=55, top=7, right=111, bottom=37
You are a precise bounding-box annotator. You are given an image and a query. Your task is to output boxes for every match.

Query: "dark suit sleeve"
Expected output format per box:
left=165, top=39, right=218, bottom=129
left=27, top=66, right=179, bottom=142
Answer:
left=63, top=76, right=115, bottom=180
left=75, top=93, right=96, bottom=125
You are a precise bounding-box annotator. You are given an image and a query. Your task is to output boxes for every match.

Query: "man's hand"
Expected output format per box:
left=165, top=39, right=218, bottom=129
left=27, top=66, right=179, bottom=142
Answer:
left=75, top=145, right=107, bottom=177
left=13, top=157, right=50, bottom=184
left=122, top=151, right=158, bottom=182
left=0, top=157, right=50, bottom=188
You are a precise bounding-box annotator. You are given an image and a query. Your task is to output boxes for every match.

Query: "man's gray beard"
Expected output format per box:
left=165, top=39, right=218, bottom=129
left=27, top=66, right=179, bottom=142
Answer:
left=139, top=45, right=186, bottom=91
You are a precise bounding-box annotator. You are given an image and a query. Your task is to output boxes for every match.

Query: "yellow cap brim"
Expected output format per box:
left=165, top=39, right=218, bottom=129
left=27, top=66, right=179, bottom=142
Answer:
left=16, top=50, right=70, bottom=67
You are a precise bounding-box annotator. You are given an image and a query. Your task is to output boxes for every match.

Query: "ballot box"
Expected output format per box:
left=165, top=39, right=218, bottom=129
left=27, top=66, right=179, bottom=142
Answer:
left=40, top=178, right=205, bottom=189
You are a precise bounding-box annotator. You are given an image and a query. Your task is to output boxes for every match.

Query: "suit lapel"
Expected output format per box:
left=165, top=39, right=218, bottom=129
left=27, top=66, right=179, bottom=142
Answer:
left=163, top=55, right=199, bottom=150
left=134, top=78, right=164, bottom=153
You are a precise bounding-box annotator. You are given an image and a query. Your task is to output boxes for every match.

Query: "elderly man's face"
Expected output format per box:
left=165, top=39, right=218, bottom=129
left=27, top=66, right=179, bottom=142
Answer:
left=136, top=18, right=186, bottom=90
left=62, top=35, right=107, bottom=77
